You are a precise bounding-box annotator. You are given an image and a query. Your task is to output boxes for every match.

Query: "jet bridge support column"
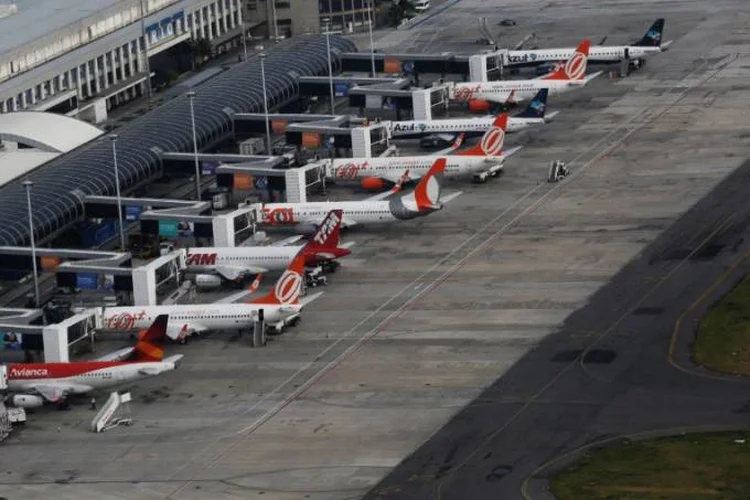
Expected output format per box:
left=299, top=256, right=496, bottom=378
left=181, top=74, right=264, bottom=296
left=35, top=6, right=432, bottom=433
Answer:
left=285, top=168, right=307, bottom=203
left=411, top=89, right=431, bottom=120
left=351, top=126, right=372, bottom=158
left=469, top=54, right=489, bottom=82
left=252, top=309, right=267, bottom=347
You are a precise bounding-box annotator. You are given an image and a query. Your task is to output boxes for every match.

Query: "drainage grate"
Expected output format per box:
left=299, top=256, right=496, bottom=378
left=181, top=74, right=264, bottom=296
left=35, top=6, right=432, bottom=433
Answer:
left=582, top=349, right=616, bottom=364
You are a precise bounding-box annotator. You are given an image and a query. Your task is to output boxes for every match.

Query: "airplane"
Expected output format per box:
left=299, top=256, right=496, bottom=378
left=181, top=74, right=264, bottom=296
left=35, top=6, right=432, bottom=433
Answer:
left=102, top=251, right=315, bottom=339
left=330, top=113, right=520, bottom=189
left=4, top=315, right=182, bottom=409
left=186, top=209, right=352, bottom=289
left=388, top=88, right=558, bottom=140
left=503, top=19, right=671, bottom=70
left=451, top=39, right=601, bottom=113
left=262, top=157, right=460, bottom=229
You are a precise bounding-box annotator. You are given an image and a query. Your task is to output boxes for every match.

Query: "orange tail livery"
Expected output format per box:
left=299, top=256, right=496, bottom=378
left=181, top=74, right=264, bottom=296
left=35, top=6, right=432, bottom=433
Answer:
left=542, top=39, right=590, bottom=81
left=457, top=113, right=508, bottom=157
left=133, top=314, right=169, bottom=362
left=250, top=252, right=306, bottom=306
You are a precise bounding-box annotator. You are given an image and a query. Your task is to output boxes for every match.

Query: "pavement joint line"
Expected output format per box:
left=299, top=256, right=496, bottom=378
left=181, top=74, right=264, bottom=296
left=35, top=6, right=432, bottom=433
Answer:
left=433, top=51, right=737, bottom=500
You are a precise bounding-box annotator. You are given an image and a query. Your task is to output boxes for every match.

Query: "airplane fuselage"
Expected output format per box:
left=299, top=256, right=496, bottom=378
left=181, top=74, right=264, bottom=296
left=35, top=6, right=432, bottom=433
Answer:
left=6, top=361, right=177, bottom=395
left=329, top=155, right=492, bottom=183
left=102, top=303, right=298, bottom=336
left=389, top=116, right=542, bottom=138
left=186, top=246, right=301, bottom=275
left=504, top=45, right=661, bottom=67
left=451, top=79, right=584, bottom=104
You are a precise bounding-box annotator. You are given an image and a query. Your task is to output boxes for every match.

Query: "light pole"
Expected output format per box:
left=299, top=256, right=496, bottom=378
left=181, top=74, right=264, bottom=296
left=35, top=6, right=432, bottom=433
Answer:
left=187, top=91, right=202, bottom=200
left=22, top=180, right=40, bottom=309
left=241, top=21, right=248, bottom=61
left=367, top=0, right=376, bottom=77
left=140, top=0, right=153, bottom=109
left=321, top=19, right=335, bottom=115
left=109, top=134, right=126, bottom=251
left=259, top=52, right=272, bottom=155
left=269, top=0, right=279, bottom=42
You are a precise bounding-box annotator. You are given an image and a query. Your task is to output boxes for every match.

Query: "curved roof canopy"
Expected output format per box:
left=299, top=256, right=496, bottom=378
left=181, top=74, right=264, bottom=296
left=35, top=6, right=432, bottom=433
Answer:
left=0, top=112, right=103, bottom=152
left=0, top=35, right=357, bottom=246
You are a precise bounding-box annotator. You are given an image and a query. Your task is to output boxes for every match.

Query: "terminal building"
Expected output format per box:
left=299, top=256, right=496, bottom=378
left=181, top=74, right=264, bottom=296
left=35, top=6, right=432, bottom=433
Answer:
left=0, top=0, right=247, bottom=123
left=244, top=0, right=375, bottom=39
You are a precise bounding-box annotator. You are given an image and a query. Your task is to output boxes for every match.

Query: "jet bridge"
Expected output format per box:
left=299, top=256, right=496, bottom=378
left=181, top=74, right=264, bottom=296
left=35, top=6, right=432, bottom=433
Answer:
left=340, top=52, right=471, bottom=83
left=0, top=307, right=97, bottom=362
left=347, top=83, right=450, bottom=121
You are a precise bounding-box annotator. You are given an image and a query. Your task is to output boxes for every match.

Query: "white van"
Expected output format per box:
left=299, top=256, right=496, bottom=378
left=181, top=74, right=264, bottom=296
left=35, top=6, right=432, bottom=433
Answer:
left=413, top=0, right=430, bottom=12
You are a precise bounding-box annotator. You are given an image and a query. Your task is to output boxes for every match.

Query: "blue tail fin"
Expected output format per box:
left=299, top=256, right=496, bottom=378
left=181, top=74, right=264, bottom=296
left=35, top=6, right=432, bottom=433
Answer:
left=514, top=89, right=548, bottom=119
left=633, top=18, right=664, bottom=47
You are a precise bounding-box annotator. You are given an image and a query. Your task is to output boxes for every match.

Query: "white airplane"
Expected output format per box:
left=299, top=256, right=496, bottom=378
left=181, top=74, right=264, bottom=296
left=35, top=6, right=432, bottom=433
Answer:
left=504, top=19, right=671, bottom=69
left=330, top=113, right=520, bottom=189
left=451, top=39, right=601, bottom=111
left=389, top=88, right=558, bottom=140
left=262, top=157, right=459, bottom=229
left=4, top=315, right=182, bottom=408
left=186, top=209, right=352, bottom=288
left=102, top=251, right=314, bottom=339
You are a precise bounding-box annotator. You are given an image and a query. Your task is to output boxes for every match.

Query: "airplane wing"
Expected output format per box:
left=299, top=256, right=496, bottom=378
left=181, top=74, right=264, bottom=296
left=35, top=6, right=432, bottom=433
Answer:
left=431, top=133, right=465, bottom=156
left=215, top=265, right=268, bottom=281
left=497, top=145, right=523, bottom=161
left=584, top=71, right=603, bottom=83
left=270, top=235, right=305, bottom=246
left=660, top=40, right=673, bottom=50
left=439, top=191, right=463, bottom=204
left=165, top=322, right=208, bottom=341
left=544, top=110, right=560, bottom=122
left=95, top=346, right=135, bottom=362
left=34, top=384, right=81, bottom=403
left=301, top=291, right=324, bottom=307
left=212, top=274, right=264, bottom=304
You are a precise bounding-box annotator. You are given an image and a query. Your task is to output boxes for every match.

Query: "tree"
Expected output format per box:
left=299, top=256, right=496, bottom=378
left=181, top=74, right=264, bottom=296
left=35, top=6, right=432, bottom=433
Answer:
left=387, top=0, right=416, bottom=27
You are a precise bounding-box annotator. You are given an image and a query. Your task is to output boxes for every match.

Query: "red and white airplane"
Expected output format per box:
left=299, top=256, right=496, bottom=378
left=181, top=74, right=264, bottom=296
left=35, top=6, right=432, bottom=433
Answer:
left=262, top=157, right=459, bottom=229
left=330, top=114, right=520, bottom=189
left=451, top=39, right=601, bottom=113
left=4, top=315, right=182, bottom=408
left=186, top=209, right=352, bottom=288
left=102, top=251, right=314, bottom=339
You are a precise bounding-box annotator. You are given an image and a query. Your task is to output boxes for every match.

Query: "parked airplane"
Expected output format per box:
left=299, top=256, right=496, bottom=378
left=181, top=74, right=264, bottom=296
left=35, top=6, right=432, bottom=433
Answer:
left=4, top=315, right=182, bottom=408
left=503, top=19, right=670, bottom=70
left=102, top=252, right=314, bottom=339
left=452, top=39, right=600, bottom=113
left=330, top=113, right=519, bottom=189
left=262, top=157, right=459, bottom=229
left=186, top=209, right=351, bottom=288
left=389, top=89, right=558, bottom=140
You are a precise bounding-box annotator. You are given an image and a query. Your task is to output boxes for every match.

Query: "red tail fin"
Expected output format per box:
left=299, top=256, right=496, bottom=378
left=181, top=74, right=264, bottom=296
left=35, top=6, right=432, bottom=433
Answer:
left=542, top=39, right=590, bottom=81
left=133, top=314, right=168, bottom=362
left=457, top=113, right=508, bottom=157
left=306, top=210, right=343, bottom=250
left=250, top=252, right=305, bottom=305
left=414, top=158, right=447, bottom=211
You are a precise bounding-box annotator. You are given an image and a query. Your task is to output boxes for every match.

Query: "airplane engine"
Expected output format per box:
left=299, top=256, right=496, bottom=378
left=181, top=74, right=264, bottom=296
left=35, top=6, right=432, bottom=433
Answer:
left=361, top=177, right=393, bottom=192
left=195, top=274, right=223, bottom=290
left=467, top=99, right=493, bottom=114
left=11, top=394, right=44, bottom=408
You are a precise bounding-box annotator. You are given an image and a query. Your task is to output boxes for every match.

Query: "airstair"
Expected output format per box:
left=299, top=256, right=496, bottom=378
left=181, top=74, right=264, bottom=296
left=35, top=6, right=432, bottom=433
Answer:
left=90, top=391, right=133, bottom=433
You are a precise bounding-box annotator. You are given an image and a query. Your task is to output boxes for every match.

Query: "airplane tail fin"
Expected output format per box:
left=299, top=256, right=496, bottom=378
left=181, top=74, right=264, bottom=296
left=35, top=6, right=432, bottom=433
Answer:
left=301, top=209, right=351, bottom=262
left=542, top=39, right=590, bottom=81
left=133, top=314, right=169, bottom=362
left=401, top=158, right=447, bottom=212
left=514, top=89, right=548, bottom=119
left=633, top=18, right=665, bottom=47
left=249, top=252, right=305, bottom=306
left=457, top=113, right=508, bottom=157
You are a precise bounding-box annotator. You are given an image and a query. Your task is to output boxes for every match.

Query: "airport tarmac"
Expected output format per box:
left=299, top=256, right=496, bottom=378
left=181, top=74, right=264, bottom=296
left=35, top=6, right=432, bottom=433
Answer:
left=3, top=1, right=750, bottom=500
